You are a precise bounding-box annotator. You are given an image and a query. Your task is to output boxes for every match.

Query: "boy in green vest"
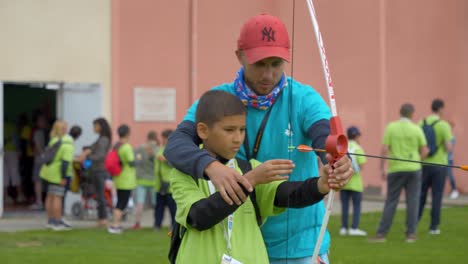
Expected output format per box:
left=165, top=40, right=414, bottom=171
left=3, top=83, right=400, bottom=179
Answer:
left=154, top=129, right=176, bottom=230
left=171, top=90, right=352, bottom=263
left=339, top=126, right=367, bottom=236
left=131, top=130, right=159, bottom=230
left=108, top=124, right=136, bottom=234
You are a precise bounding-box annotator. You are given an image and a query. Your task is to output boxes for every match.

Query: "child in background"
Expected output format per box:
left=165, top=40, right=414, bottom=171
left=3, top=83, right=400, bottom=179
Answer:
left=131, top=130, right=159, bottom=230
left=108, top=125, right=136, bottom=234
left=339, top=126, right=367, bottom=236
left=154, top=129, right=176, bottom=230
left=171, top=90, right=351, bottom=264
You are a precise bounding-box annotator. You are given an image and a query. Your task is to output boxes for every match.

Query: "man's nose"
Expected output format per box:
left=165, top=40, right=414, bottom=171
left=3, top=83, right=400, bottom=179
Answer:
left=262, top=65, right=274, bottom=80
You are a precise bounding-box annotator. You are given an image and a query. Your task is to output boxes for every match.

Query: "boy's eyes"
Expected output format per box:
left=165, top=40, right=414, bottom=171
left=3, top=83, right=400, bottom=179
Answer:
left=223, top=128, right=246, bottom=132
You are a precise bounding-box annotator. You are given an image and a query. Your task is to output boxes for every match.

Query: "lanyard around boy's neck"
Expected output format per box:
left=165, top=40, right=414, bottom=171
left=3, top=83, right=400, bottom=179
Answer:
left=207, top=159, right=236, bottom=255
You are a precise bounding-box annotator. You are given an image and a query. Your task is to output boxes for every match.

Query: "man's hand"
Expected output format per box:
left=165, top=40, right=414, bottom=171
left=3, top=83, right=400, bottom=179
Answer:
left=205, top=161, right=253, bottom=205
left=245, top=159, right=294, bottom=186
left=318, top=154, right=353, bottom=193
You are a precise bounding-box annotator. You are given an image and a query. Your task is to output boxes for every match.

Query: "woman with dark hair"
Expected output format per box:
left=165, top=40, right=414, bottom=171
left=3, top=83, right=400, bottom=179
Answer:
left=78, top=117, right=112, bottom=227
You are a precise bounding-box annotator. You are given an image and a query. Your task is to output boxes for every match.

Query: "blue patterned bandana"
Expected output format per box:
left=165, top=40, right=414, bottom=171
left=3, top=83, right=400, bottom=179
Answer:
left=234, top=67, right=287, bottom=110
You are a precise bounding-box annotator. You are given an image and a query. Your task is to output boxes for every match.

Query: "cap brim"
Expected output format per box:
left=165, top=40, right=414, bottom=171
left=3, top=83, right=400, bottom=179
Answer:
left=243, top=46, right=290, bottom=64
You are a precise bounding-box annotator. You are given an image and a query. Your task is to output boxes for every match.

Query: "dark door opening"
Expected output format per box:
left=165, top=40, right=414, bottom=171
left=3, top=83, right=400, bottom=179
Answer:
left=3, top=82, right=57, bottom=212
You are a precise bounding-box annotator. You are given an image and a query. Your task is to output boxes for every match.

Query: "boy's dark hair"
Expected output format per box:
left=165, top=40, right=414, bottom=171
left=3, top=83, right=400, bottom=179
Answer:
left=400, top=103, right=414, bottom=118
left=69, top=125, right=82, bottom=140
left=161, top=129, right=173, bottom=139
left=117, top=124, right=130, bottom=138
left=431, top=99, right=444, bottom=112
left=195, top=90, right=246, bottom=127
left=147, top=130, right=157, bottom=141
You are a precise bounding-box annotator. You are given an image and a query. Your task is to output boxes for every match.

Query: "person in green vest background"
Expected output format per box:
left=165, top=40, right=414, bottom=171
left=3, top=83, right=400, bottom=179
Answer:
left=40, top=120, right=75, bottom=231
left=339, top=126, right=367, bottom=236
left=154, top=129, right=176, bottom=230
left=418, top=99, right=453, bottom=235
left=370, top=103, right=428, bottom=243
left=108, top=124, right=136, bottom=234
left=131, top=130, right=159, bottom=230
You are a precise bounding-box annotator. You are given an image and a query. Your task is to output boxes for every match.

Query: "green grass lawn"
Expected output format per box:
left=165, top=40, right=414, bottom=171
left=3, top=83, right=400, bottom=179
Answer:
left=1, top=207, right=467, bottom=263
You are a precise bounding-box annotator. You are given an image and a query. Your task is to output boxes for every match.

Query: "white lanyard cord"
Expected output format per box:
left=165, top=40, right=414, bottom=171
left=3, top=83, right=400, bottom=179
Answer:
left=207, top=159, right=236, bottom=254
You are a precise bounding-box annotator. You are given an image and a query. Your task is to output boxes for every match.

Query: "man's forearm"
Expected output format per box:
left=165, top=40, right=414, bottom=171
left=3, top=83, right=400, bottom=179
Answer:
left=308, top=119, right=330, bottom=165
left=164, top=120, right=217, bottom=180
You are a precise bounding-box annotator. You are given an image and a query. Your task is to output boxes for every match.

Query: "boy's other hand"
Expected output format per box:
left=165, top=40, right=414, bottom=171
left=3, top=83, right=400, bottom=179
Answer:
left=205, top=161, right=253, bottom=206
left=247, top=159, right=294, bottom=186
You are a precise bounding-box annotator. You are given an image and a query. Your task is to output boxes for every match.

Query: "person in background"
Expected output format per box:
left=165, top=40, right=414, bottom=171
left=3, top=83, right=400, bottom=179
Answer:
left=18, top=113, right=33, bottom=203
left=108, top=124, right=136, bottom=234
left=3, top=119, right=22, bottom=205
left=339, top=126, right=367, bottom=236
left=370, top=104, right=428, bottom=243
left=60, top=125, right=82, bottom=226
left=154, top=129, right=176, bottom=230
left=40, top=120, right=75, bottom=231
left=30, top=114, right=48, bottom=210
left=131, top=130, right=159, bottom=230
left=447, top=121, right=458, bottom=199
left=418, top=99, right=454, bottom=235
left=78, top=117, right=112, bottom=228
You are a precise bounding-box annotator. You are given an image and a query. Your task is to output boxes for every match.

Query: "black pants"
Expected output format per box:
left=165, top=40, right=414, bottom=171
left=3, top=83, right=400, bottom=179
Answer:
left=116, top=190, right=132, bottom=211
left=418, top=165, right=447, bottom=230
left=154, top=193, right=176, bottom=228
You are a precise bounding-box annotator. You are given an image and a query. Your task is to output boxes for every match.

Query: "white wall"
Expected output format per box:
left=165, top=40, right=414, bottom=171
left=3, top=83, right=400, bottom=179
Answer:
left=0, top=0, right=111, bottom=117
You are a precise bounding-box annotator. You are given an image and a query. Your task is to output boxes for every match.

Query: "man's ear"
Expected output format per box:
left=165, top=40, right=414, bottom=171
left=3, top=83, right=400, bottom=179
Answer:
left=235, top=50, right=243, bottom=64
left=197, top=122, right=209, bottom=140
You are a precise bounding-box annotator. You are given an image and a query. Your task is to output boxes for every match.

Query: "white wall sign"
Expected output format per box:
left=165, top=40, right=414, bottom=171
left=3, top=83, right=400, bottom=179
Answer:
left=134, top=87, right=176, bottom=122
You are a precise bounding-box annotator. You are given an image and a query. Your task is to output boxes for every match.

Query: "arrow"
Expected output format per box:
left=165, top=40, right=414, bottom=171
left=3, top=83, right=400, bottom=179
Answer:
left=290, top=144, right=468, bottom=171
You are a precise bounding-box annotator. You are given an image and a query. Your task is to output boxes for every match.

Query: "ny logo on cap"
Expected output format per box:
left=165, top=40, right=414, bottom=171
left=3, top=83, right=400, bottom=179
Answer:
left=262, top=27, right=275, bottom=42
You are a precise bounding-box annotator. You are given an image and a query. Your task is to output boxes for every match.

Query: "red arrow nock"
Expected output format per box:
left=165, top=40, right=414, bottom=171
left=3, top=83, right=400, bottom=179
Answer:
left=325, top=116, right=348, bottom=166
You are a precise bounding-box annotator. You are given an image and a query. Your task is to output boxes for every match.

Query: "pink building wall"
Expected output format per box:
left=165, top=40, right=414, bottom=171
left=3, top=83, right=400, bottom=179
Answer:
left=111, top=0, right=468, bottom=193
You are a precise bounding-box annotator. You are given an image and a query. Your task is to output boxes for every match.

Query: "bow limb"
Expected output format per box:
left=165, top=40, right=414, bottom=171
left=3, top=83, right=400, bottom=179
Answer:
left=305, top=0, right=348, bottom=263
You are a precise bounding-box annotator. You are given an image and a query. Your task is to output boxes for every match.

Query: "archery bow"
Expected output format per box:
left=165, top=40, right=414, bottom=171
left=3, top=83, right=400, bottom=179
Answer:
left=305, top=0, right=348, bottom=263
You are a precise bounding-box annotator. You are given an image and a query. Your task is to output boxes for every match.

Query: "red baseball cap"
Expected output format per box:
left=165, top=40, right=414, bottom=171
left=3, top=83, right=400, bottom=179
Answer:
left=237, top=13, right=291, bottom=64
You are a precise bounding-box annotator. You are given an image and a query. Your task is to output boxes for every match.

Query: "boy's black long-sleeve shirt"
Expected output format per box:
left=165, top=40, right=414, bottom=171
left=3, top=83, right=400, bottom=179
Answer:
left=187, top=167, right=326, bottom=231
left=164, top=119, right=330, bottom=182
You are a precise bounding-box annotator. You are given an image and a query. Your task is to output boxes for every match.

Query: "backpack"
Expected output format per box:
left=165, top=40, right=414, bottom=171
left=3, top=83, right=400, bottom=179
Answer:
left=168, top=158, right=259, bottom=264
left=38, top=139, right=62, bottom=166
left=104, top=143, right=122, bottom=177
left=422, top=119, right=440, bottom=157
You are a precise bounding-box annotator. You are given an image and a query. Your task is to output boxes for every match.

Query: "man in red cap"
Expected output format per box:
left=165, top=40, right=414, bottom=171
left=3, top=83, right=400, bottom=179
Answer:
left=165, top=13, right=353, bottom=264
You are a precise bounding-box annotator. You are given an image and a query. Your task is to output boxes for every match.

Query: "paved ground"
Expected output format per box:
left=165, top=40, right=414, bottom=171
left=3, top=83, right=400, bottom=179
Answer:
left=1, top=194, right=467, bottom=232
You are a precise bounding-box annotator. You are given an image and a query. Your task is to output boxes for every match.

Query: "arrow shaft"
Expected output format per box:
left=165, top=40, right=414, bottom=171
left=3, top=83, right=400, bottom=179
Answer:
left=349, top=152, right=460, bottom=170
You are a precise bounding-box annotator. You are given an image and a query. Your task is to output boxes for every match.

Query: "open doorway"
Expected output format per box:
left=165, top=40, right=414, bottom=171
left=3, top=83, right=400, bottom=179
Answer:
left=2, top=83, right=57, bottom=213
left=1, top=81, right=103, bottom=218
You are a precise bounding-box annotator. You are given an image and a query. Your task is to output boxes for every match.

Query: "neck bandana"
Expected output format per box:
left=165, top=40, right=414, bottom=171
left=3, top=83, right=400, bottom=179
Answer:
left=234, top=67, right=287, bottom=110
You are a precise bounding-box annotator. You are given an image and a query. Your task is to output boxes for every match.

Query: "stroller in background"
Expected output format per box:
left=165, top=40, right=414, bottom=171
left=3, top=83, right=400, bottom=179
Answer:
left=70, top=160, right=132, bottom=221
left=70, top=160, right=113, bottom=220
